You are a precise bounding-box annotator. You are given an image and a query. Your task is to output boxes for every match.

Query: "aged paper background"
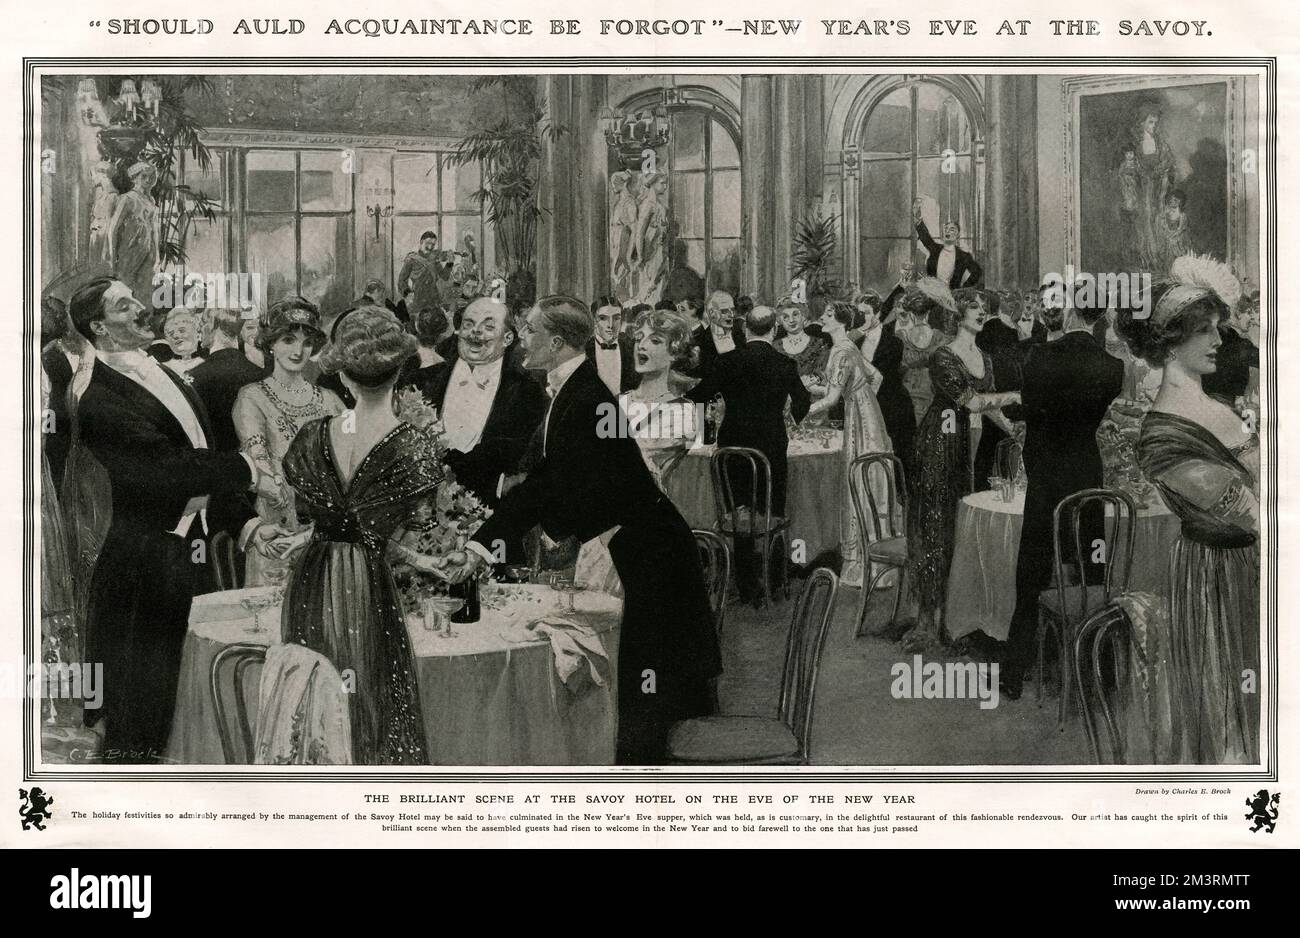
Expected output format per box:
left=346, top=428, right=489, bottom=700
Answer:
left=2, top=0, right=1296, bottom=848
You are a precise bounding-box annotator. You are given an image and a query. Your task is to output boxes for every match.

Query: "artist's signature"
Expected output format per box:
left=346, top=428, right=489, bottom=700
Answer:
left=68, top=748, right=182, bottom=765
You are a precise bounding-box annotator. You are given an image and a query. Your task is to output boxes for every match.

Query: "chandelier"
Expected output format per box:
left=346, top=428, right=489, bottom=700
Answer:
left=600, top=101, right=670, bottom=171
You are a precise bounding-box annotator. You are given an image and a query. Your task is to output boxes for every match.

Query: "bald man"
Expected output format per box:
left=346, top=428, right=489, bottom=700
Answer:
left=403, top=297, right=547, bottom=521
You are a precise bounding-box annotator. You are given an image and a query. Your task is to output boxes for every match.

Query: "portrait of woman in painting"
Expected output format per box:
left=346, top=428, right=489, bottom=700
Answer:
left=1120, top=104, right=1179, bottom=272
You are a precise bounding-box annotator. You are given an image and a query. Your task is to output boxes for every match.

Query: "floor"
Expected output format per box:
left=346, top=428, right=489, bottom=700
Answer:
left=716, top=574, right=1092, bottom=765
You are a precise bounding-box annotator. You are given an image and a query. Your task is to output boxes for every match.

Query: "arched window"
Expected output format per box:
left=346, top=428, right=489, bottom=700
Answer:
left=665, top=107, right=741, bottom=298
left=855, top=80, right=982, bottom=293
left=613, top=90, right=742, bottom=302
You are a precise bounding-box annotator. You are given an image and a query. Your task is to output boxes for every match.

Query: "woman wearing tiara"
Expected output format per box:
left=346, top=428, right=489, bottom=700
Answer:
left=1118, top=255, right=1259, bottom=764
left=233, top=299, right=344, bottom=586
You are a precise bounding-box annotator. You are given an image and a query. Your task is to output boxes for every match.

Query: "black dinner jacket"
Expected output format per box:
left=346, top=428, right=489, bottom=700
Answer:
left=690, top=322, right=748, bottom=378
left=399, top=357, right=547, bottom=508
left=472, top=358, right=666, bottom=547
left=584, top=332, right=642, bottom=394
left=916, top=220, right=982, bottom=289
left=685, top=338, right=811, bottom=455
left=188, top=348, right=269, bottom=454
left=1019, top=331, right=1124, bottom=493
left=75, top=358, right=253, bottom=535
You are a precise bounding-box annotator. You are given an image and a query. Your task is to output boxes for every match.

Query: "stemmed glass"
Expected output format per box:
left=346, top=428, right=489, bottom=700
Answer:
left=239, top=592, right=279, bottom=635
left=550, top=574, right=583, bottom=613
left=421, top=594, right=465, bottom=638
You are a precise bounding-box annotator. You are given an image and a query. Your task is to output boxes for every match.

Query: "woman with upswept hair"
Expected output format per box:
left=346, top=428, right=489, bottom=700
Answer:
left=575, top=308, right=700, bottom=595
left=233, top=297, right=344, bottom=586
left=1117, top=255, right=1259, bottom=763
left=905, top=278, right=1020, bottom=650
left=278, top=306, right=446, bottom=764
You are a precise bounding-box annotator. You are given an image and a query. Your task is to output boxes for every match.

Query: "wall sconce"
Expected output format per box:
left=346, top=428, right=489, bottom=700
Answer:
left=139, top=79, right=161, bottom=116
left=365, top=184, right=394, bottom=241
left=117, top=79, right=140, bottom=119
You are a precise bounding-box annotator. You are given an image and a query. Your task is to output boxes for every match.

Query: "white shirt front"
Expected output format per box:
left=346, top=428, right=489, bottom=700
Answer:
left=713, top=329, right=736, bottom=355
left=593, top=341, right=622, bottom=395
left=441, top=356, right=504, bottom=453
left=98, top=349, right=211, bottom=536
left=936, top=245, right=957, bottom=285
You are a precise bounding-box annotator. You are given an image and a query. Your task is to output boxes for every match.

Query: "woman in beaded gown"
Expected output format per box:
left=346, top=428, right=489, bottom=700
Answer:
left=894, top=287, right=949, bottom=426
left=233, top=300, right=344, bottom=586
left=906, top=282, right=1020, bottom=651
left=279, top=306, right=445, bottom=765
left=1120, top=269, right=1260, bottom=764
left=575, top=309, right=699, bottom=595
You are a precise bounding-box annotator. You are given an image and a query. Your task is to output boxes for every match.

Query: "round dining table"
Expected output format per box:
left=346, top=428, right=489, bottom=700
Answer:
left=944, top=488, right=1181, bottom=642
left=665, top=430, right=845, bottom=561
left=166, top=582, right=622, bottom=766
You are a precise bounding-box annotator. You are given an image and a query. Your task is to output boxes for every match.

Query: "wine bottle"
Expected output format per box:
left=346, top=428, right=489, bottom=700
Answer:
left=450, top=576, right=481, bottom=623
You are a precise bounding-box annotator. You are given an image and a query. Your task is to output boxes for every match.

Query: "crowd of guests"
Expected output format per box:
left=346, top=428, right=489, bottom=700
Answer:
left=39, top=227, right=1261, bottom=765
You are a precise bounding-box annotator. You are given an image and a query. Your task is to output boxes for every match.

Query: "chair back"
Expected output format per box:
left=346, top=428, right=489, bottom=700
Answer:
left=710, top=446, right=777, bottom=538
left=1074, top=602, right=1137, bottom=764
left=253, top=644, right=352, bottom=765
left=1050, top=488, right=1137, bottom=624
left=994, top=437, right=1023, bottom=481
left=692, top=529, right=730, bottom=639
left=210, top=642, right=267, bottom=764
left=849, top=453, right=906, bottom=546
left=778, top=568, right=840, bottom=759
left=211, top=530, right=241, bottom=591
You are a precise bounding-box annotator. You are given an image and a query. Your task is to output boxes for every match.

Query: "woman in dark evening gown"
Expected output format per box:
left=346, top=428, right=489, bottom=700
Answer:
left=1120, top=271, right=1259, bottom=763
left=906, top=280, right=1020, bottom=650
left=277, top=306, right=445, bottom=765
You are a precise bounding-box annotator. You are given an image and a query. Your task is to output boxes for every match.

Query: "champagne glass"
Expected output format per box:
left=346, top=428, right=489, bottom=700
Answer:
left=422, top=595, right=464, bottom=637
left=549, top=573, right=577, bottom=612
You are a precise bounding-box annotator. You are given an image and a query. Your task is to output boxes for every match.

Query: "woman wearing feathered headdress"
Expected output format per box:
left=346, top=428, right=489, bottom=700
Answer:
left=1117, top=253, right=1259, bottom=764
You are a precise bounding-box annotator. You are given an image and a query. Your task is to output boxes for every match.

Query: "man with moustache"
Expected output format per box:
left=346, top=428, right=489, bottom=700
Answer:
left=584, top=300, right=641, bottom=395
left=405, top=296, right=546, bottom=561
left=397, top=230, right=455, bottom=314
left=444, top=295, right=721, bottom=764
left=69, top=277, right=278, bottom=762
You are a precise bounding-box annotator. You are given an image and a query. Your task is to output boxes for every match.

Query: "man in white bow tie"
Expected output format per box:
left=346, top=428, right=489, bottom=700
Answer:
left=69, top=277, right=278, bottom=763
left=401, top=297, right=546, bottom=557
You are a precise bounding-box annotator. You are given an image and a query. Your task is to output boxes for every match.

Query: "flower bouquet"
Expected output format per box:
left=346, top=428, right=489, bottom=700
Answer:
left=391, top=387, right=493, bottom=615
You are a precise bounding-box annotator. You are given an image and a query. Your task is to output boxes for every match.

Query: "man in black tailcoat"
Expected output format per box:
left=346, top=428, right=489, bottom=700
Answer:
left=70, top=277, right=276, bottom=762
left=1001, top=298, right=1123, bottom=697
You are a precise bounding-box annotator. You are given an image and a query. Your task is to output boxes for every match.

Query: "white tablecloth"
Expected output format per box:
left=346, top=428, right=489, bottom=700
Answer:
left=167, top=583, right=623, bottom=765
left=665, top=430, right=845, bottom=560
left=944, top=489, right=1180, bottom=641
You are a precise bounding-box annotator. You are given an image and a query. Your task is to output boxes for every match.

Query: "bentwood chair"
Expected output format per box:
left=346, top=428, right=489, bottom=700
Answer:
left=211, top=643, right=267, bottom=764
left=1036, top=488, right=1137, bottom=730
left=667, top=568, right=840, bottom=765
left=709, top=447, right=791, bottom=606
left=848, top=453, right=908, bottom=638
left=211, top=530, right=241, bottom=592
left=692, top=530, right=731, bottom=640
left=1074, top=601, right=1139, bottom=764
